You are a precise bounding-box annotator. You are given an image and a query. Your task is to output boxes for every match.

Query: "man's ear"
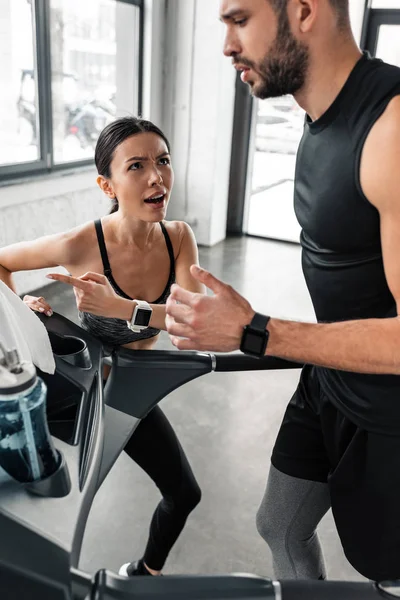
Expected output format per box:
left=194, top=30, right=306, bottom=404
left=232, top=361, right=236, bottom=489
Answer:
left=290, top=0, right=318, bottom=34
left=97, top=175, right=116, bottom=199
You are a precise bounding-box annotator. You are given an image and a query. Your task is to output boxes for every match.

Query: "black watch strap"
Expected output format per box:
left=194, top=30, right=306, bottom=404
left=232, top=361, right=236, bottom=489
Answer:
left=240, top=312, right=271, bottom=358
left=250, top=312, right=270, bottom=331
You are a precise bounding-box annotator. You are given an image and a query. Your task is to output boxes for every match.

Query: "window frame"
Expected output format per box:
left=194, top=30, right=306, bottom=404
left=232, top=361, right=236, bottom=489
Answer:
left=360, top=1, right=400, bottom=52
left=0, top=0, right=144, bottom=182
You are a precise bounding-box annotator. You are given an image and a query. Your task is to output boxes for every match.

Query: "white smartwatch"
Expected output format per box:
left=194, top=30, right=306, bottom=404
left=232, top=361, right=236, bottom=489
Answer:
left=127, top=300, right=153, bottom=333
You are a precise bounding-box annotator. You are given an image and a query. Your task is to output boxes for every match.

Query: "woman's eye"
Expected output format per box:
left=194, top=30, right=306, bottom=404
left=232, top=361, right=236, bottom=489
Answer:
left=129, top=162, right=142, bottom=171
left=159, top=157, right=170, bottom=165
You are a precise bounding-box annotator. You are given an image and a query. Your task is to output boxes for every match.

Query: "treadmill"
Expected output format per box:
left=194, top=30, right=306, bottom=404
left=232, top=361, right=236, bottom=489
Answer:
left=0, top=311, right=397, bottom=599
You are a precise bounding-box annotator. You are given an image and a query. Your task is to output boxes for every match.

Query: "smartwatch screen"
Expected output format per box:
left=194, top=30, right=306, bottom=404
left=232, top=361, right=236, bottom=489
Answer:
left=135, top=309, right=152, bottom=327
left=244, top=329, right=266, bottom=355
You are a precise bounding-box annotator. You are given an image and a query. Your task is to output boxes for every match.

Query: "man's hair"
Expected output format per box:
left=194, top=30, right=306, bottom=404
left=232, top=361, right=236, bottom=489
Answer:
left=268, top=0, right=350, bottom=31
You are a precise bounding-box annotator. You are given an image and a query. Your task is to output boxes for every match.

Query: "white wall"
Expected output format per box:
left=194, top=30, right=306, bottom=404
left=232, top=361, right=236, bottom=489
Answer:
left=115, top=1, right=141, bottom=117
left=162, top=0, right=236, bottom=246
left=349, top=0, right=367, bottom=44
left=142, top=0, right=167, bottom=125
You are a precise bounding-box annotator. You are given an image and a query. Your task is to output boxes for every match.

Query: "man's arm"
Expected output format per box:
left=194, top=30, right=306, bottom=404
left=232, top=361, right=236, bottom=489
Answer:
left=166, top=96, right=400, bottom=375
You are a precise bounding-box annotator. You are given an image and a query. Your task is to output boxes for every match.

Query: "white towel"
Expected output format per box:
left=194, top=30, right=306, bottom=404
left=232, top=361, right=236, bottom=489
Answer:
left=0, top=281, right=55, bottom=374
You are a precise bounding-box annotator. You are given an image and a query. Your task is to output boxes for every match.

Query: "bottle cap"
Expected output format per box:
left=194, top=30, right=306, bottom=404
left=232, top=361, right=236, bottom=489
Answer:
left=0, top=345, right=37, bottom=395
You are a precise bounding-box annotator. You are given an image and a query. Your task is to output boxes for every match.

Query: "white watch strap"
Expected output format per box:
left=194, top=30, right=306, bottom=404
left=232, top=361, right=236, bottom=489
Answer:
left=134, top=300, right=151, bottom=311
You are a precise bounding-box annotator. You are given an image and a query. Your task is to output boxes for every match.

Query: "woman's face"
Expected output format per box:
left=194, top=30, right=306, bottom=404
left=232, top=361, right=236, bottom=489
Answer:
left=100, top=132, right=174, bottom=222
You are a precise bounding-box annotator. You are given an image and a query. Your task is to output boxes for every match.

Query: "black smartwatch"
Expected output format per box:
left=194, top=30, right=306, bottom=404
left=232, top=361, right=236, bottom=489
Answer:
left=240, top=312, right=270, bottom=358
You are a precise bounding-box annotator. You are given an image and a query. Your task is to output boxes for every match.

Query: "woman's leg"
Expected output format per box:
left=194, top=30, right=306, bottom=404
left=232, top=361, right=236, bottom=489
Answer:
left=123, top=405, right=201, bottom=573
left=256, top=464, right=331, bottom=579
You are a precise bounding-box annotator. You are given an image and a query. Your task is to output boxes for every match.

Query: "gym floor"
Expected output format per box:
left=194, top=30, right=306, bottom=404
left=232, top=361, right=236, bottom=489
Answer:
left=36, top=235, right=366, bottom=581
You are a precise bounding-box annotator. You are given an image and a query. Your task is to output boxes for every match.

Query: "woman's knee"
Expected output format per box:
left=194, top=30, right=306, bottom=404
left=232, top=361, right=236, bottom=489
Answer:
left=181, top=477, right=202, bottom=512
left=163, top=475, right=202, bottom=515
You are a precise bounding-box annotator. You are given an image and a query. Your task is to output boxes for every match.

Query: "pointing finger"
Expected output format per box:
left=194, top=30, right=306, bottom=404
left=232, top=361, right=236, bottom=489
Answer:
left=46, top=273, right=91, bottom=291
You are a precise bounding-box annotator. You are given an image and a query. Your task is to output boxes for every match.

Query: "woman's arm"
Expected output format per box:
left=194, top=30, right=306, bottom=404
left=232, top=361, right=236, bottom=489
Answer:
left=0, top=237, right=63, bottom=293
left=0, top=229, right=84, bottom=314
left=174, top=222, right=206, bottom=294
left=0, top=231, right=81, bottom=281
left=0, top=263, right=16, bottom=292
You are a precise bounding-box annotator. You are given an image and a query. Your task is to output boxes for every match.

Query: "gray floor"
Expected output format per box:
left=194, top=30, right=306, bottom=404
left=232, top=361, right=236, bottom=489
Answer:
left=36, top=235, right=365, bottom=581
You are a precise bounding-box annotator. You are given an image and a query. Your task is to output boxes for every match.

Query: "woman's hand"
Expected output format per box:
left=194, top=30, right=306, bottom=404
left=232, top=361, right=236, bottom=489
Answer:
left=46, top=271, right=134, bottom=319
left=23, top=295, right=53, bottom=317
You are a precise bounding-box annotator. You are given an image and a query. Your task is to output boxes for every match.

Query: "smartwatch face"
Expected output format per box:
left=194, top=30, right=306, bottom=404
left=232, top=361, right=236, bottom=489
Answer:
left=243, top=329, right=266, bottom=355
left=135, top=308, right=152, bottom=327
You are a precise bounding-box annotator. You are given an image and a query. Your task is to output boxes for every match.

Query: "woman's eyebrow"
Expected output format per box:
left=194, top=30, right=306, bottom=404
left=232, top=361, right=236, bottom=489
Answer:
left=125, top=152, right=170, bottom=163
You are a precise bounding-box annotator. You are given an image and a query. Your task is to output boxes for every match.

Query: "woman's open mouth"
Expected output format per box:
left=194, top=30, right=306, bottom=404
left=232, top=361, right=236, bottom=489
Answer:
left=144, top=193, right=166, bottom=208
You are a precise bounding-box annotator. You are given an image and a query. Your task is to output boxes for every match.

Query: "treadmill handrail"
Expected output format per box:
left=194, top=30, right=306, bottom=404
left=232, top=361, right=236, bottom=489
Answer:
left=110, top=347, right=302, bottom=373
left=79, top=568, right=386, bottom=599
left=213, top=353, right=302, bottom=372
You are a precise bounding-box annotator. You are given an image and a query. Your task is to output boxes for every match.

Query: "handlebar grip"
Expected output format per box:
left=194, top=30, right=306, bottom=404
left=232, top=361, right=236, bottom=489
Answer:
left=214, top=354, right=302, bottom=372
left=281, top=580, right=382, bottom=600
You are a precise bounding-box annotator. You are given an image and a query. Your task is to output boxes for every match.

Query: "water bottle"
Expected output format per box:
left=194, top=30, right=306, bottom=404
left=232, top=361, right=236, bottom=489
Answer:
left=0, top=345, right=60, bottom=483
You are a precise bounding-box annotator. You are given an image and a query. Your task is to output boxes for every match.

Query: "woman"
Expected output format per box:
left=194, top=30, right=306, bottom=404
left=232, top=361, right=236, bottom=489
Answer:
left=0, top=116, right=205, bottom=577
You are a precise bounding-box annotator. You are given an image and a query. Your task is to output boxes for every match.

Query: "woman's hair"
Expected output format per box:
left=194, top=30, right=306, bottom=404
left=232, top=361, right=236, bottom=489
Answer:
left=95, top=116, right=171, bottom=214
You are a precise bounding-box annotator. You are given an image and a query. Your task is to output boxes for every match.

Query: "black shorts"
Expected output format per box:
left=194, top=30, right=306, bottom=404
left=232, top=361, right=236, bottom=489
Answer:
left=271, top=365, right=400, bottom=581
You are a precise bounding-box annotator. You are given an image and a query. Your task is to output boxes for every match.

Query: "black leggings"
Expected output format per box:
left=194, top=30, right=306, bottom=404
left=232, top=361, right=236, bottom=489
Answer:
left=123, top=405, right=201, bottom=571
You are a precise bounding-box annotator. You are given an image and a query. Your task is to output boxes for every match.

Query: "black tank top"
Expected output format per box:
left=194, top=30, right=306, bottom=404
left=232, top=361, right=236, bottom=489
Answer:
left=79, top=220, right=175, bottom=347
left=294, top=52, right=400, bottom=434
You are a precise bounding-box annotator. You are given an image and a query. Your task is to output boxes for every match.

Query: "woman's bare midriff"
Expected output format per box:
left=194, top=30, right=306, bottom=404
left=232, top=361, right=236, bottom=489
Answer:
left=102, top=333, right=160, bottom=379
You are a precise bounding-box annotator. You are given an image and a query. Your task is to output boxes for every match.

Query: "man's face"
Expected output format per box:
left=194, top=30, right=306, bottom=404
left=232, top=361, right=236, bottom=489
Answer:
left=220, top=0, right=309, bottom=98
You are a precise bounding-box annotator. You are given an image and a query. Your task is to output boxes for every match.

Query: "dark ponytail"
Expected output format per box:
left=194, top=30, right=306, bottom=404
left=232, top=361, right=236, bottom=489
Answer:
left=109, top=197, right=119, bottom=214
left=94, top=116, right=171, bottom=214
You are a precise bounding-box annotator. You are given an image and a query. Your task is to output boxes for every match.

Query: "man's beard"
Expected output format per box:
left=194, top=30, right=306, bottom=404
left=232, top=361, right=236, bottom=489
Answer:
left=246, top=11, right=309, bottom=99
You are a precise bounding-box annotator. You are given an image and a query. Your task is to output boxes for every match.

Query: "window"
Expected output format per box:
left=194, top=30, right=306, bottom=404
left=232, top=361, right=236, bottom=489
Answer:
left=376, top=24, right=400, bottom=66
left=0, top=0, right=143, bottom=180
left=244, top=96, right=304, bottom=243
left=361, top=0, right=400, bottom=63
left=371, top=0, right=400, bottom=7
left=0, top=1, right=39, bottom=167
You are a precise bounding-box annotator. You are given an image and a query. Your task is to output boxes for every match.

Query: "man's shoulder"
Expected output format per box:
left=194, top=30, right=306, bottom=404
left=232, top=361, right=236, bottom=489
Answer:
left=347, top=57, right=400, bottom=116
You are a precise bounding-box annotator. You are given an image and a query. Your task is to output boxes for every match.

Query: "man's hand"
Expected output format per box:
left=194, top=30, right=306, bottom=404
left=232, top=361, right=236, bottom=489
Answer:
left=166, top=265, right=255, bottom=351
left=46, top=272, right=133, bottom=320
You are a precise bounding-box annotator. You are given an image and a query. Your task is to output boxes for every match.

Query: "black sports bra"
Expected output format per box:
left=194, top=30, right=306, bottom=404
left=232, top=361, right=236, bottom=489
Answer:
left=79, top=219, right=175, bottom=346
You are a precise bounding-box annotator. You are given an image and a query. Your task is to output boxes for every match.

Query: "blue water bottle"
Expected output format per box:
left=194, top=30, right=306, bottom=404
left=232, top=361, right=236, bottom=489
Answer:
left=0, top=345, right=60, bottom=483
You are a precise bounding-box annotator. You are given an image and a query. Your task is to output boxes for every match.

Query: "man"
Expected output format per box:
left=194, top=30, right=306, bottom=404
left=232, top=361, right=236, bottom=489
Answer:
left=165, top=0, right=400, bottom=582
